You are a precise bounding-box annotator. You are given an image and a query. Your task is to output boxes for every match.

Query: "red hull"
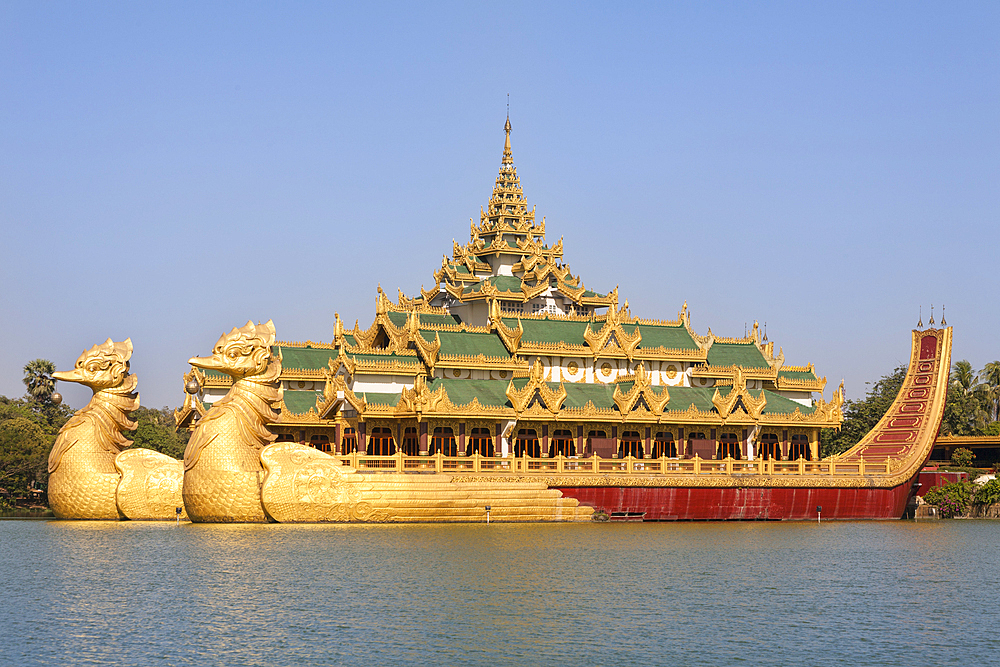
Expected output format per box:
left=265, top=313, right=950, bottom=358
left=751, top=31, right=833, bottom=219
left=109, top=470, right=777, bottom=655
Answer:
left=558, top=478, right=917, bottom=521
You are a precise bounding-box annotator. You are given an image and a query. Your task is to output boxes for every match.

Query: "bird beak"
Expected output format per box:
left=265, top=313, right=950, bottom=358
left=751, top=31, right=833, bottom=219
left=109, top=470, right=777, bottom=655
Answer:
left=188, top=355, right=226, bottom=372
left=52, top=369, right=85, bottom=384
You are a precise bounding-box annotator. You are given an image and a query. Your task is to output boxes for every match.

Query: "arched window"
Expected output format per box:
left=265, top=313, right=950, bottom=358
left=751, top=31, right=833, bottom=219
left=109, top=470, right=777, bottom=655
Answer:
left=758, top=433, right=780, bottom=460
left=718, top=433, right=741, bottom=460
left=310, top=434, right=331, bottom=453
left=275, top=433, right=295, bottom=443
left=342, top=427, right=357, bottom=454
left=514, top=429, right=540, bottom=457
left=432, top=427, right=457, bottom=456
left=401, top=427, right=419, bottom=456
left=620, top=430, right=643, bottom=458
left=470, top=427, right=494, bottom=456
left=653, top=432, right=677, bottom=458
left=552, top=429, right=574, bottom=456
left=369, top=427, right=394, bottom=456
left=790, top=434, right=811, bottom=460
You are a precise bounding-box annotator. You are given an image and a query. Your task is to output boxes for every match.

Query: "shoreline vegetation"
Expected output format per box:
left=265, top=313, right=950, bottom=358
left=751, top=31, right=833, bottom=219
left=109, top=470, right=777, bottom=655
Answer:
left=4, top=357, right=999, bottom=517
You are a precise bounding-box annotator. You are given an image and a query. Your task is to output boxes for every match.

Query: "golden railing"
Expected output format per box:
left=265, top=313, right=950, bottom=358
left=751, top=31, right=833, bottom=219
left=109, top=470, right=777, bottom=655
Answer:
left=333, top=452, right=894, bottom=478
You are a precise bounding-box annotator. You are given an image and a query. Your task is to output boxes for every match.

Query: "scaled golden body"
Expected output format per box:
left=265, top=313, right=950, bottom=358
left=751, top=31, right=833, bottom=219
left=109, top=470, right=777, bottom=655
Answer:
left=49, top=338, right=184, bottom=520
left=182, top=321, right=281, bottom=522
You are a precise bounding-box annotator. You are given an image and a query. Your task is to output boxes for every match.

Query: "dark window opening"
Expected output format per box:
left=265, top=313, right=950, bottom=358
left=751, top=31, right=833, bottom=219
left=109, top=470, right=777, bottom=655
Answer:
left=515, top=429, right=540, bottom=457
left=553, top=429, right=574, bottom=456
left=401, top=427, right=419, bottom=456
left=653, top=432, right=677, bottom=458
left=759, top=433, right=781, bottom=460
left=790, top=434, right=811, bottom=460
left=718, top=433, right=741, bottom=460
left=369, top=427, right=394, bottom=456
left=470, top=427, right=494, bottom=456
left=432, top=427, right=457, bottom=456
left=620, top=430, right=643, bottom=458
left=342, top=427, right=357, bottom=454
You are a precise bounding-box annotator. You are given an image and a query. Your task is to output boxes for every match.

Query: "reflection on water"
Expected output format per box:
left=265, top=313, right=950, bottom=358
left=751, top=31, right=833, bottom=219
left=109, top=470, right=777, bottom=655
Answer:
left=2, top=520, right=999, bottom=666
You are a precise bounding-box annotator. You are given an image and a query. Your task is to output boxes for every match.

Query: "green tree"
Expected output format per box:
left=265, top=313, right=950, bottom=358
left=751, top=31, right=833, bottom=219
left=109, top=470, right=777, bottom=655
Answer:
left=821, top=365, right=907, bottom=457
left=980, top=360, right=1000, bottom=423
left=0, top=397, right=59, bottom=509
left=22, top=359, right=56, bottom=404
left=942, top=359, right=990, bottom=435
left=125, top=406, right=190, bottom=460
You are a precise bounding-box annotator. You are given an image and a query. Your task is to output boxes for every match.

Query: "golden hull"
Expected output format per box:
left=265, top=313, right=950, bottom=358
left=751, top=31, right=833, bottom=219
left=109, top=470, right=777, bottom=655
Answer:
left=260, top=443, right=592, bottom=523
left=183, top=466, right=268, bottom=523
left=114, top=449, right=187, bottom=521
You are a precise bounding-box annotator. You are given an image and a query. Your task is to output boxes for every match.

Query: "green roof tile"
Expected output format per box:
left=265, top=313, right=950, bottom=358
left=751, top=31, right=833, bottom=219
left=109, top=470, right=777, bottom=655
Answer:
left=419, top=313, right=462, bottom=326
left=279, top=346, right=338, bottom=371
left=663, top=386, right=718, bottom=412
left=344, top=352, right=421, bottom=365
left=282, top=390, right=321, bottom=414
left=757, top=389, right=815, bottom=415
left=706, top=343, right=770, bottom=369
left=428, top=378, right=512, bottom=408
left=386, top=312, right=407, bottom=327
left=465, top=275, right=524, bottom=295
left=504, top=317, right=590, bottom=345
left=621, top=323, right=699, bottom=351
left=562, top=382, right=615, bottom=409
left=777, top=369, right=818, bottom=381
left=359, top=391, right=401, bottom=406
left=419, top=330, right=511, bottom=358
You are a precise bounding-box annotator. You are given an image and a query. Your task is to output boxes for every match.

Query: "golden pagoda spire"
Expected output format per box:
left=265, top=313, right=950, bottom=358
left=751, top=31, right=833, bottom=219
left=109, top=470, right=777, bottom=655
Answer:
left=503, top=113, right=513, bottom=165
left=479, top=112, right=537, bottom=238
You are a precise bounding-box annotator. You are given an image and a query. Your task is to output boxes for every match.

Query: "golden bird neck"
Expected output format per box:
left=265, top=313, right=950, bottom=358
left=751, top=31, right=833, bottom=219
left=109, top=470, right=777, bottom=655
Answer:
left=82, top=373, right=140, bottom=432
left=216, top=359, right=282, bottom=420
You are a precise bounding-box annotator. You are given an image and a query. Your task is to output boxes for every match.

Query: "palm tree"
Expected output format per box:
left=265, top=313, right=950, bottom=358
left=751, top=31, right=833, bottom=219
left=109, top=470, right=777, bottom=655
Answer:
left=22, top=358, right=56, bottom=403
left=952, top=360, right=979, bottom=395
left=981, top=360, right=1000, bottom=422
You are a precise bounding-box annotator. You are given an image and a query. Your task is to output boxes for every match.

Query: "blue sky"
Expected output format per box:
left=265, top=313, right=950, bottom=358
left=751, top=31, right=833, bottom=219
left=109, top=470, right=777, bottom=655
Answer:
left=2, top=2, right=997, bottom=410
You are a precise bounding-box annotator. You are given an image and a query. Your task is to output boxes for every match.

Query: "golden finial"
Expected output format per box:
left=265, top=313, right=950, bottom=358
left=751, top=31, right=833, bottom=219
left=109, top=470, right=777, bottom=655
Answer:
left=929, top=304, right=935, bottom=326
left=917, top=306, right=923, bottom=328
left=763, top=322, right=768, bottom=342
left=502, top=103, right=513, bottom=165
left=941, top=304, right=946, bottom=326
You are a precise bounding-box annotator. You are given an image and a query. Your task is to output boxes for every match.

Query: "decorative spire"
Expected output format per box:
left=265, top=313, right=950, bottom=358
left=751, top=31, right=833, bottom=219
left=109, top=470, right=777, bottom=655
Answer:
left=503, top=99, right=513, bottom=165
left=929, top=304, right=935, bottom=326
left=941, top=305, right=946, bottom=326
left=478, top=114, right=537, bottom=238
left=918, top=306, right=923, bottom=329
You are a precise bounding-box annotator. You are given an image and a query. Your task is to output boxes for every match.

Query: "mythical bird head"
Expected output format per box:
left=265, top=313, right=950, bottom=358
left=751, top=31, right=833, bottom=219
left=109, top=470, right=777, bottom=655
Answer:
left=189, top=320, right=277, bottom=380
left=53, top=338, right=133, bottom=391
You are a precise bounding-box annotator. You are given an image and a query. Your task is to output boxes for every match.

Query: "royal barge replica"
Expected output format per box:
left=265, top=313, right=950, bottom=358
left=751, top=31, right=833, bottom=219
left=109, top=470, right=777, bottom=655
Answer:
left=46, top=116, right=949, bottom=523
left=162, top=117, right=952, bottom=522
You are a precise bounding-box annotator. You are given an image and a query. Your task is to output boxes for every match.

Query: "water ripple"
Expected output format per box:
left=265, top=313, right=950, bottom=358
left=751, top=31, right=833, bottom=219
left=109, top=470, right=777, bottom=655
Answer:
left=1, top=520, right=998, bottom=666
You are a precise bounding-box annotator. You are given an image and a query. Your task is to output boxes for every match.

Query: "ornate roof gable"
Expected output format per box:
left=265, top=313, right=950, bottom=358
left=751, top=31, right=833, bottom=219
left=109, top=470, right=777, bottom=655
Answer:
left=506, top=358, right=567, bottom=414
left=712, top=367, right=767, bottom=421
left=489, top=299, right=523, bottom=353
left=612, top=363, right=670, bottom=417
left=583, top=294, right=642, bottom=360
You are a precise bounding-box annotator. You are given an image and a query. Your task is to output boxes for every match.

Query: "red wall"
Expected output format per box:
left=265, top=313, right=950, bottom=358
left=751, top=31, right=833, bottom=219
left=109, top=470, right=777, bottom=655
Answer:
left=558, top=482, right=915, bottom=520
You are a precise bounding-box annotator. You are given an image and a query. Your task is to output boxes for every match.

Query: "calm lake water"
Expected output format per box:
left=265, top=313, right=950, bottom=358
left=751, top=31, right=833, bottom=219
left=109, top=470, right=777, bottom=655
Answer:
left=2, top=519, right=999, bottom=666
